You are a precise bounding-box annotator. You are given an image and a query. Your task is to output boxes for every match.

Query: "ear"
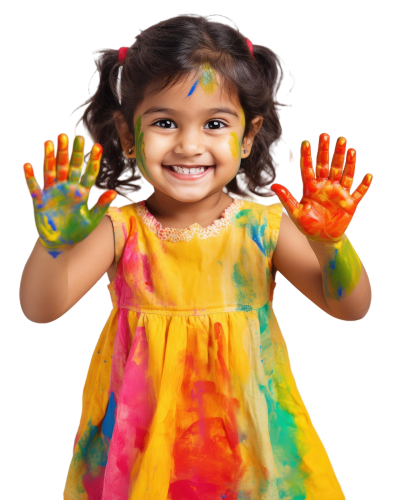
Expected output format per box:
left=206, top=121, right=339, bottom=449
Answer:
left=113, top=111, right=135, bottom=157
left=241, top=116, right=263, bottom=159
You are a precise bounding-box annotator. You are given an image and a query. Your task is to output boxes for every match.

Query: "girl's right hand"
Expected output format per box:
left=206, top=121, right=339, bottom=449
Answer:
left=23, top=134, right=117, bottom=258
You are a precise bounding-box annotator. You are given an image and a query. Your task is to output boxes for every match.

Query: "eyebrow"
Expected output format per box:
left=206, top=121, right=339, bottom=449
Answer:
left=143, top=106, right=239, bottom=118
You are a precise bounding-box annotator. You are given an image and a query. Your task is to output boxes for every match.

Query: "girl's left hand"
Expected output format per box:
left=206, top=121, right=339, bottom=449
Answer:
left=271, top=133, right=373, bottom=242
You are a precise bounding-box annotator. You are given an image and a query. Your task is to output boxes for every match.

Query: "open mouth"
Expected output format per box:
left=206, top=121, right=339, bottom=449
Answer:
left=162, top=165, right=215, bottom=180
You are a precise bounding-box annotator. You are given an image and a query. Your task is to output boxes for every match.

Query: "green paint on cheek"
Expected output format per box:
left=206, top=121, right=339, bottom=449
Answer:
left=323, top=235, right=362, bottom=300
left=198, top=63, right=217, bottom=94
left=135, top=115, right=153, bottom=182
left=229, top=132, right=241, bottom=159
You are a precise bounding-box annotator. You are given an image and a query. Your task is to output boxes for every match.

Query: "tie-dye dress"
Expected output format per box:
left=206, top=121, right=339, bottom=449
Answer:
left=64, top=198, right=345, bottom=500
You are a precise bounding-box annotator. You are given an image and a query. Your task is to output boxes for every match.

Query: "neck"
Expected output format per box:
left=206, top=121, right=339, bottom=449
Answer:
left=144, top=190, right=234, bottom=229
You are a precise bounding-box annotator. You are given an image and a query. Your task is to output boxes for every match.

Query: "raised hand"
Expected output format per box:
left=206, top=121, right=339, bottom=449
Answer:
left=24, top=134, right=117, bottom=258
left=271, top=133, right=373, bottom=242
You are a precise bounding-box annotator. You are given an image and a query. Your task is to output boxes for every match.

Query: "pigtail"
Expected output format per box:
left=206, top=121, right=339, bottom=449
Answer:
left=76, top=49, right=141, bottom=198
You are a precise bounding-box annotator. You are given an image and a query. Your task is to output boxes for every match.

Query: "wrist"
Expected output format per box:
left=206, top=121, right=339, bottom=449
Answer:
left=311, top=234, right=362, bottom=301
left=307, top=235, right=346, bottom=259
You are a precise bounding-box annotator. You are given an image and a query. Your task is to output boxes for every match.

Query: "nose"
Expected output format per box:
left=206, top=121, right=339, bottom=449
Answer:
left=173, top=127, right=205, bottom=157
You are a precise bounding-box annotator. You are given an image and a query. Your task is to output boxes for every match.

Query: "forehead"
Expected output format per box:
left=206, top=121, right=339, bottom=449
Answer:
left=140, top=69, right=240, bottom=114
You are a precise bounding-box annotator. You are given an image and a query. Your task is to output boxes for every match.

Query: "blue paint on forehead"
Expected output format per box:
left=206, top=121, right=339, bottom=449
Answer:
left=186, top=79, right=199, bottom=97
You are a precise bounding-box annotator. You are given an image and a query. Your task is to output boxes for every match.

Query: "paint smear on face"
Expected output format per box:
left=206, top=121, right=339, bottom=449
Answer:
left=229, top=132, right=241, bottom=159
left=186, top=63, right=217, bottom=97
left=186, top=79, right=199, bottom=97
left=199, top=63, right=217, bottom=94
left=239, top=108, right=245, bottom=130
left=135, top=115, right=153, bottom=182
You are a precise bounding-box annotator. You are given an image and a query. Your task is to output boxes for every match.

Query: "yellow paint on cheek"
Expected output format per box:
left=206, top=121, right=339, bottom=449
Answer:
left=239, top=108, right=245, bottom=129
left=199, top=63, right=217, bottom=94
left=229, top=132, right=241, bottom=159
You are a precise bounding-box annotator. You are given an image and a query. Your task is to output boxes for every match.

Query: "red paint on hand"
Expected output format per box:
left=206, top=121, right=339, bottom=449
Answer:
left=271, top=133, right=373, bottom=241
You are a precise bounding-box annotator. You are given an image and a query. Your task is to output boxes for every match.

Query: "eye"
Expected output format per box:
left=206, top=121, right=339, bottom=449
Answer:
left=153, top=120, right=174, bottom=128
left=153, top=119, right=227, bottom=130
left=207, top=120, right=227, bottom=130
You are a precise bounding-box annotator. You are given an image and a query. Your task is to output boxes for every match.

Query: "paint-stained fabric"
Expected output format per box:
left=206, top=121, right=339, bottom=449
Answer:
left=64, top=198, right=345, bottom=500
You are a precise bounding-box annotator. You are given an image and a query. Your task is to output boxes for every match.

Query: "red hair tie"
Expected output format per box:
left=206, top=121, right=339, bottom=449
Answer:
left=246, top=38, right=255, bottom=58
left=118, top=46, right=129, bottom=62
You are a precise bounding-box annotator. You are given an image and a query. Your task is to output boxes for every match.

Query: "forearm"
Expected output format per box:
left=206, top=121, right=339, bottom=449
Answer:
left=20, top=238, right=73, bottom=323
left=308, top=235, right=371, bottom=321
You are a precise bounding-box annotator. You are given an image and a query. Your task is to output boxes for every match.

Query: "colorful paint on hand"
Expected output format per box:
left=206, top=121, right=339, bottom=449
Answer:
left=321, top=235, right=362, bottom=300
left=271, top=133, right=373, bottom=242
left=134, top=115, right=153, bottom=182
left=23, top=134, right=117, bottom=258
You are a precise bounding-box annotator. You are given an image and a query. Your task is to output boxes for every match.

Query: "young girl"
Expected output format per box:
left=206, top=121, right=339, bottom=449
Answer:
left=20, top=14, right=372, bottom=500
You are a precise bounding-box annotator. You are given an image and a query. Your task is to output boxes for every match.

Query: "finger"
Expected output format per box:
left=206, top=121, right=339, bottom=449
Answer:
left=80, top=143, right=103, bottom=189
left=43, top=140, right=56, bottom=189
left=300, top=140, right=315, bottom=184
left=329, top=137, right=346, bottom=182
left=56, top=134, right=69, bottom=182
left=340, top=148, right=356, bottom=192
left=316, top=133, right=330, bottom=179
left=271, top=183, right=301, bottom=218
left=69, top=136, right=85, bottom=183
left=89, top=190, right=117, bottom=225
left=24, top=163, right=44, bottom=208
left=351, top=174, right=373, bottom=206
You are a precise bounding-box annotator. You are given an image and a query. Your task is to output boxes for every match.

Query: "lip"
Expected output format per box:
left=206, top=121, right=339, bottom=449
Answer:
left=162, top=164, right=215, bottom=181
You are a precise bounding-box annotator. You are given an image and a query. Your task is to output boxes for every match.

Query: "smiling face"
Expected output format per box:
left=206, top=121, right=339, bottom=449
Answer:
left=115, top=67, right=263, bottom=204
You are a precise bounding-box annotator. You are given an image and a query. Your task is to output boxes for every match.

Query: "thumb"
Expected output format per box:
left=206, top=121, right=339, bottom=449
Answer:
left=271, top=183, right=288, bottom=208
left=271, top=183, right=300, bottom=219
left=89, top=190, right=117, bottom=226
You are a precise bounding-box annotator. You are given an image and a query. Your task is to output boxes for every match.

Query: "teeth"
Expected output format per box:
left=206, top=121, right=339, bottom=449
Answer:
left=170, top=166, right=208, bottom=174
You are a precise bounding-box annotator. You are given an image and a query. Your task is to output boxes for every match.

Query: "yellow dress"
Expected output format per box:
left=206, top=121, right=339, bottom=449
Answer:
left=64, top=198, right=345, bottom=500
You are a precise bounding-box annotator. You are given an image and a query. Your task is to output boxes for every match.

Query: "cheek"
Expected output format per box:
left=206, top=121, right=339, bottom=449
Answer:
left=228, top=132, right=241, bottom=160
left=239, top=108, right=245, bottom=129
left=134, top=120, right=152, bottom=181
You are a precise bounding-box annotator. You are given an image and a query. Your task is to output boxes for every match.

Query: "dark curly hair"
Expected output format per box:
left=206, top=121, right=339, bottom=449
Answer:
left=76, top=14, right=285, bottom=199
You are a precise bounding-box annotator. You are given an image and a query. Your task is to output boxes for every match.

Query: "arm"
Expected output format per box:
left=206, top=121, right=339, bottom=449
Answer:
left=271, top=133, right=373, bottom=321
left=20, top=215, right=115, bottom=323
left=272, top=213, right=372, bottom=322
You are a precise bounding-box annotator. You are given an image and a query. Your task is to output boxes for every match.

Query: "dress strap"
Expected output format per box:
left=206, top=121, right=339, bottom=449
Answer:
left=105, top=206, right=129, bottom=276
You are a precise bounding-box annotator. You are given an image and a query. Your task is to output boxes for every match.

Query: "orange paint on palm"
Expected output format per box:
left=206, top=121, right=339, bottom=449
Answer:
left=271, top=133, right=373, bottom=241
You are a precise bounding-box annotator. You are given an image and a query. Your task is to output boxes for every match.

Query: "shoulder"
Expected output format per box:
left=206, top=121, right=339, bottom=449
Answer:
left=239, top=199, right=283, bottom=229
left=104, top=201, right=143, bottom=282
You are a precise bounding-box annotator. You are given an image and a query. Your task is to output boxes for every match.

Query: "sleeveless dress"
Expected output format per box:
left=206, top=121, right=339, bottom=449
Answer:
left=63, top=198, right=345, bottom=500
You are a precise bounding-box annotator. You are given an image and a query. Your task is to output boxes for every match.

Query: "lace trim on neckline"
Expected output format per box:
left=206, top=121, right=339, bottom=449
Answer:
left=135, top=198, right=244, bottom=242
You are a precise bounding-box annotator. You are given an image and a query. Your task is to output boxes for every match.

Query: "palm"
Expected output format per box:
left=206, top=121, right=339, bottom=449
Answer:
left=271, top=134, right=373, bottom=242
left=34, top=182, right=94, bottom=247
